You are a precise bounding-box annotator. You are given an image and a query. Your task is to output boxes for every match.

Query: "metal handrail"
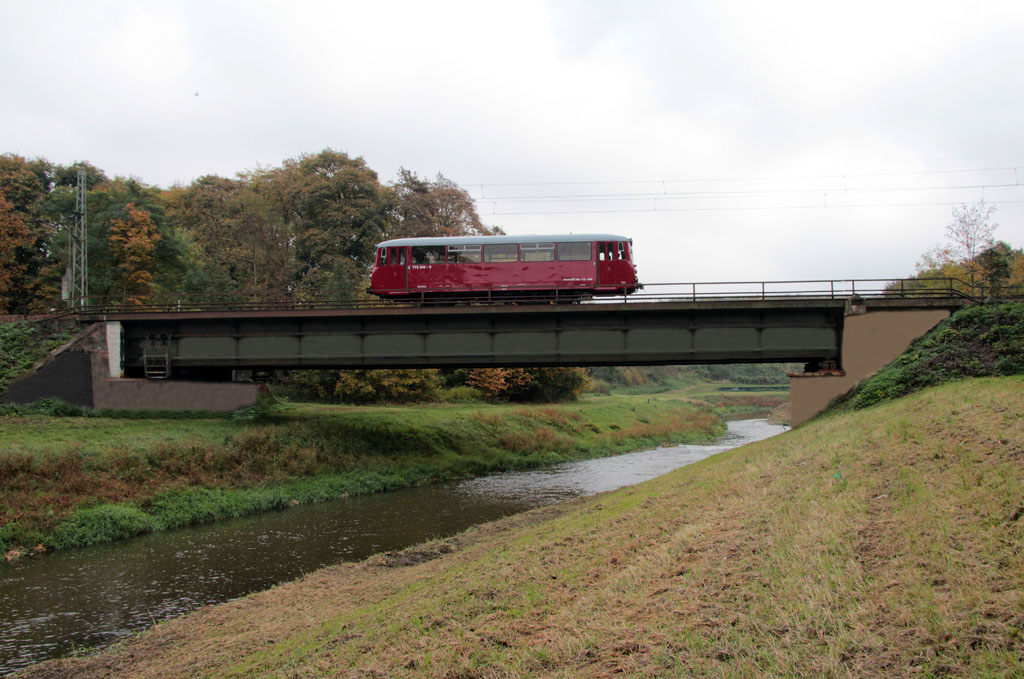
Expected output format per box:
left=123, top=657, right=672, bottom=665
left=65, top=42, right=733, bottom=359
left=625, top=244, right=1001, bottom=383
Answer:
left=56, top=277, right=1013, bottom=316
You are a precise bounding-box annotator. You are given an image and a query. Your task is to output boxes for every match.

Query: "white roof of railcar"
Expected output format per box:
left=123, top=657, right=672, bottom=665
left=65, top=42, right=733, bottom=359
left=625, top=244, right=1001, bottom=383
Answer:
left=376, top=234, right=631, bottom=248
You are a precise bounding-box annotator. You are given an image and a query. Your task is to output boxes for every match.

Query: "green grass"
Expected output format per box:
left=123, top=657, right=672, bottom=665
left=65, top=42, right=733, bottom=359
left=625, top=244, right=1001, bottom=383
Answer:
left=0, top=393, right=725, bottom=555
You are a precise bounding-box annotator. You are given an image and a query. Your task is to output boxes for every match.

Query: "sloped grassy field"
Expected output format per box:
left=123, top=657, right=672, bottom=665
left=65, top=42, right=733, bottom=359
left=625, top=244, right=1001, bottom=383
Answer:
left=23, top=376, right=1023, bottom=678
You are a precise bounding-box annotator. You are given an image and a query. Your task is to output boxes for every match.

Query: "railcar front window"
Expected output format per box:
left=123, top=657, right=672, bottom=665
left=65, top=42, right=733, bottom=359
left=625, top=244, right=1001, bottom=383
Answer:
left=448, top=244, right=482, bottom=264
left=485, top=243, right=519, bottom=262
left=412, top=246, right=446, bottom=265
left=617, top=242, right=627, bottom=260
left=557, top=242, right=592, bottom=261
left=521, top=242, right=555, bottom=262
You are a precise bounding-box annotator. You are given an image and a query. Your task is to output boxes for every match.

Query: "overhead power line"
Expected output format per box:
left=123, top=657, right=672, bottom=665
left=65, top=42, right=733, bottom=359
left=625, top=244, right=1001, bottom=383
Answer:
left=461, top=165, right=1024, bottom=216
left=479, top=198, right=1024, bottom=217
left=465, top=165, right=1022, bottom=194
left=474, top=181, right=1021, bottom=204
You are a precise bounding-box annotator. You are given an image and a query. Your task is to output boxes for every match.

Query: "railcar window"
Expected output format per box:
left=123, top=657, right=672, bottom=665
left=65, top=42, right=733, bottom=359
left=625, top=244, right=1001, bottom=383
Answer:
left=617, top=242, right=627, bottom=260
left=521, top=242, right=555, bottom=262
left=390, top=248, right=406, bottom=266
left=448, top=244, right=482, bottom=264
left=378, top=248, right=387, bottom=265
left=412, top=246, right=446, bottom=265
left=557, top=242, right=592, bottom=261
left=485, top=243, right=519, bottom=262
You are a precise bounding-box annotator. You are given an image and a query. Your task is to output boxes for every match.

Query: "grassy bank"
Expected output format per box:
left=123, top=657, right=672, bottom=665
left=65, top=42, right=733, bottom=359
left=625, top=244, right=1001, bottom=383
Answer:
left=22, top=376, right=1022, bottom=678
left=0, top=394, right=724, bottom=556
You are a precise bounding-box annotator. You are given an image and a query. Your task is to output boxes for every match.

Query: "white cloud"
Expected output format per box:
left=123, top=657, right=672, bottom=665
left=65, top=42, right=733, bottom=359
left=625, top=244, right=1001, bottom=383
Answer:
left=0, top=0, right=1021, bottom=282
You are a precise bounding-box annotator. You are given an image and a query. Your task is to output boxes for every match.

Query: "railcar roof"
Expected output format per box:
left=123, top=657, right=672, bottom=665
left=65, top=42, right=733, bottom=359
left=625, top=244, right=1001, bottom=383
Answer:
left=376, top=234, right=630, bottom=248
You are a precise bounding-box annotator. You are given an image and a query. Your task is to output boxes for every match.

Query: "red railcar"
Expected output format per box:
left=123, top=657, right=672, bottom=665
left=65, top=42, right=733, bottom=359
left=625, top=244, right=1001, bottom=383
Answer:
left=368, top=234, right=640, bottom=301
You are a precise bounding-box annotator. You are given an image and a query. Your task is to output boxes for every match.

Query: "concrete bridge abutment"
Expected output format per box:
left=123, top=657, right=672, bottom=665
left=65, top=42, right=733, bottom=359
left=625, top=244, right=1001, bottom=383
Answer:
left=788, top=306, right=951, bottom=426
left=2, top=323, right=259, bottom=412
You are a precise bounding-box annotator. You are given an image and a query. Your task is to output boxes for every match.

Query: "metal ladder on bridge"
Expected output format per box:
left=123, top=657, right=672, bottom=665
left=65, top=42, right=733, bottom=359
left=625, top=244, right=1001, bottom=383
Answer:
left=142, top=335, right=171, bottom=379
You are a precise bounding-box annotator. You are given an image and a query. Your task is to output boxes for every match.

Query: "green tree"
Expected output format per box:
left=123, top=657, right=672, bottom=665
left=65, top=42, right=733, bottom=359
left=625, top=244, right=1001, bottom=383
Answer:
left=0, top=154, right=47, bottom=214
left=164, top=174, right=293, bottom=298
left=267, top=149, right=390, bottom=296
left=976, top=241, right=1017, bottom=299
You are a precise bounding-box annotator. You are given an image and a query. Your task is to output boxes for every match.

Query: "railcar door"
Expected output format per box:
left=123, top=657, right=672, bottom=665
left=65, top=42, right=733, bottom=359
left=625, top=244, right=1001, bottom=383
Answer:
left=375, top=246, right=408, bottom=292
left=408, top=245, right=448, bottom=293
left=596, top=240, right=632, bottom=291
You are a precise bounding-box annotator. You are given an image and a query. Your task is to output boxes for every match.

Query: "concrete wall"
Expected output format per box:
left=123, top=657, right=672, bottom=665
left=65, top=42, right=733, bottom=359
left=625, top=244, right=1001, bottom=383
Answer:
left=3, top=323, right=259, bottom=412
left=3, top=350, right=96, bottom=407
left=88, top=348, right=259, bottom=411
left=789, top=308, right=951, bottom=426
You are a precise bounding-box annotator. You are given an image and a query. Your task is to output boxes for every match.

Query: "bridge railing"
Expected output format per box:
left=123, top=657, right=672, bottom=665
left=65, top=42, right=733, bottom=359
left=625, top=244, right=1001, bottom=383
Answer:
left=623, top=278, right=981, bottom=304
left=62, top=277, right=992, bottom=315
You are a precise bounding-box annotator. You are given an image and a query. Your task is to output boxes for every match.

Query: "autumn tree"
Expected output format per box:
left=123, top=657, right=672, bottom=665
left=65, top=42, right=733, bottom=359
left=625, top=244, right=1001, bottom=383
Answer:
left=108, top=203, right=162, bottom=303
left=465, top=368, right=533, bottom=401
left=333, top=369, right=442, bottom=403
left=0, top=195, right=32, bottom=312
left=0, top=154, right=56, bottom=311
left=465, top=367, right=587, bottom=402
left=388, top=169, right=500, bottom=239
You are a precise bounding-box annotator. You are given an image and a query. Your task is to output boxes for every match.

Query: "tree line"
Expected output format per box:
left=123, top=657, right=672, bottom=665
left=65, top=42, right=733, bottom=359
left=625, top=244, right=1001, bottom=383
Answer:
left=0, top=149, right=496, bottom=314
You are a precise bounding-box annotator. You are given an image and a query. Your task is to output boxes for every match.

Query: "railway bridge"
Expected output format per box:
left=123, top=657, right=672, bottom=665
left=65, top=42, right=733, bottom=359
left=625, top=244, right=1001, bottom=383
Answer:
left=4, top=280, right=969, bottom=425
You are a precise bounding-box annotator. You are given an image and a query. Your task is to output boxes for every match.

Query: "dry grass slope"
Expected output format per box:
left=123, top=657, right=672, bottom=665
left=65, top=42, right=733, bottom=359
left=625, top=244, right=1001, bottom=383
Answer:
left=23, top=377, right=1024, bottom=678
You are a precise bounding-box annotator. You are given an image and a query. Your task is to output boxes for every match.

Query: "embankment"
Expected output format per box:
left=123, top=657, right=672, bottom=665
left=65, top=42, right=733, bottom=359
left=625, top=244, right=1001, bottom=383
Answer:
left=22, top=376, right=1022, bottom=678
left=0, top=395, right=724, bottom=556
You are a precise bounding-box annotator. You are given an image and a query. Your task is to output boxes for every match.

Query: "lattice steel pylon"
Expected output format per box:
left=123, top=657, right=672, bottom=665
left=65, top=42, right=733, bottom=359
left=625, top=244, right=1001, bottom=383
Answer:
left=67, top=169, right=88, bottom=307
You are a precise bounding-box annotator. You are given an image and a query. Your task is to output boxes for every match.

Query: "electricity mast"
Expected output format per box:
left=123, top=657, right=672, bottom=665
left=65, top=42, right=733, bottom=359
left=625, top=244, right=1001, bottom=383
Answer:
left=66, top=169, right=88, bottom=306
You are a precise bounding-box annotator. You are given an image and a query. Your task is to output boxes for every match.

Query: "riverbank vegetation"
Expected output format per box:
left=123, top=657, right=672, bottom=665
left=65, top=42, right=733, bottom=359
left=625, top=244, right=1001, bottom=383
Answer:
left=23, top=376, right=1022, bottom=678
left=0, top=393, right=729, bottom=557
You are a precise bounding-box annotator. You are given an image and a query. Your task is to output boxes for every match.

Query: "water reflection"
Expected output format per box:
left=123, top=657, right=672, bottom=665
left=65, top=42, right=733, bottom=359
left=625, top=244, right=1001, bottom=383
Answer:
left=0, top=419, right=786, bottom=675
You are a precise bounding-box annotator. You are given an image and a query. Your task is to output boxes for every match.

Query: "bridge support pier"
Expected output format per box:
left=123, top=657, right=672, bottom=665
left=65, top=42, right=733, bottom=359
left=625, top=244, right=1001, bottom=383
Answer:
left=788, top=307, right=951, bottom=426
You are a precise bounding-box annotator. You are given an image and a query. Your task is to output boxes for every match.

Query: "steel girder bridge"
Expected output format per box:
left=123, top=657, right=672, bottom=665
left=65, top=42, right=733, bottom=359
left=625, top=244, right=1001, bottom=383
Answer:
left=74, top=279, right=974, bottom=379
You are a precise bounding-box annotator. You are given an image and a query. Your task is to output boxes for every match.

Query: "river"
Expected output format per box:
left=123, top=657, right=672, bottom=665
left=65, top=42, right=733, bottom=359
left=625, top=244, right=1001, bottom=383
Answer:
left=0, top=418, right=786, bottom=675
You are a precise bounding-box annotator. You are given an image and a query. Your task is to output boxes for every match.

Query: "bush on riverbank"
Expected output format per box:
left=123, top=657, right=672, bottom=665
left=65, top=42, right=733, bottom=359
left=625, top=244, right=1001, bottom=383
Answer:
left=0, top=395, right=724, bottom=555
left=829, top=301, right=1024, bottom=413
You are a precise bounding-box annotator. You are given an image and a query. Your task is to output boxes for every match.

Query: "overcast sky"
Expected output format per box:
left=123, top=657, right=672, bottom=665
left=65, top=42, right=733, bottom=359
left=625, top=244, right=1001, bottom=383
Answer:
left=2, top=0, right=1022, bottom=285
